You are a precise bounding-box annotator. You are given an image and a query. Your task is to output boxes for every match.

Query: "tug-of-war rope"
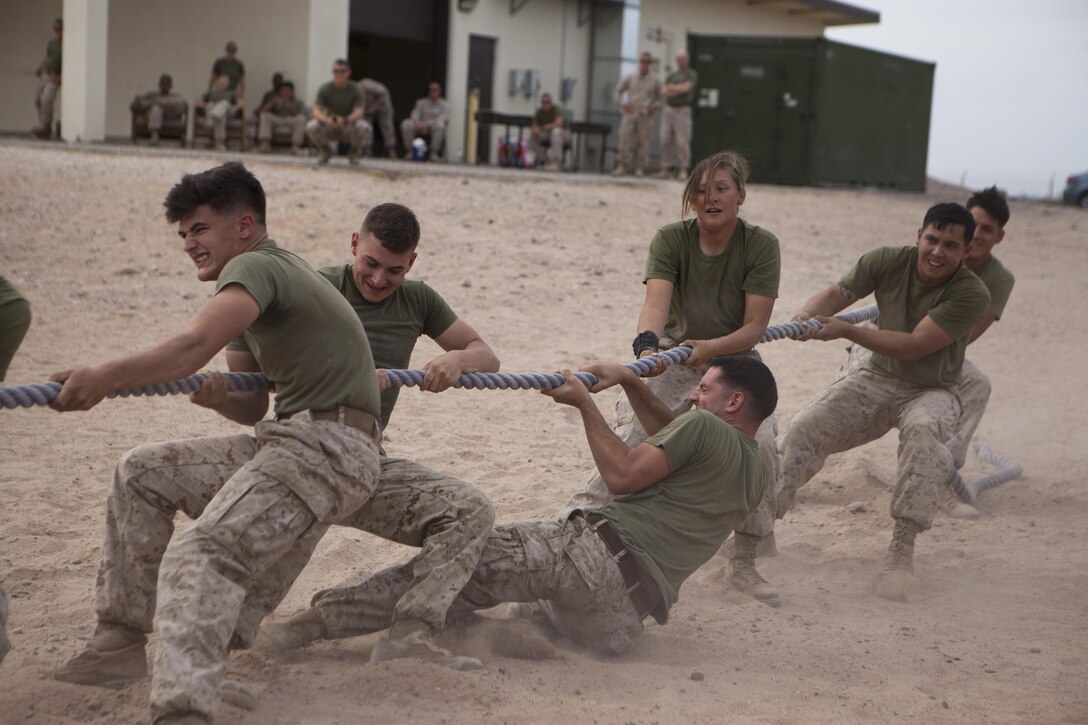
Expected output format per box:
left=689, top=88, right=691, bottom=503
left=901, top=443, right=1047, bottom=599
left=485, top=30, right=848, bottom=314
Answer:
left=0, top=303, right=1019, bottom=502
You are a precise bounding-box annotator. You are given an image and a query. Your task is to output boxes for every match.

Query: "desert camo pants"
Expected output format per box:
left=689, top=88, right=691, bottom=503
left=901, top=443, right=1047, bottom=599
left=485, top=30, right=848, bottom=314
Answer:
left=659, top=105, right=692, bottom=173
left=306, top=118, right=373, bottom=152
left=838, top=340, right=991, bottom=470
left=311, top=517, right=645, bottom=655
left=89, top=413, right=379, bottom=721
left=232, top=454, right=495, bottom=645
left=780, top=365, right=960, bottom=530
left=615, top=111, right=654, bottom=173
left=560, top=350, right=781, bottom=539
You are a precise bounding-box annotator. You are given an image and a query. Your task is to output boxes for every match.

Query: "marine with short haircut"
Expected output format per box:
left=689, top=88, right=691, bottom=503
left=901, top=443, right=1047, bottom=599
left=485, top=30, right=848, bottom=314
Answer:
left=264, top=355, right=777, bottom=656
left=777, top=202, right=990, bottom=601
left=51, top=162, right=383, bottom=724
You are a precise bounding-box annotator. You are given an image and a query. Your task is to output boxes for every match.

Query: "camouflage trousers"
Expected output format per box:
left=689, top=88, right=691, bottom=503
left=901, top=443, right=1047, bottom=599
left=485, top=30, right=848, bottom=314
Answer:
left=311, top=517, right=645, bottom=655
left=232, top=454, right=495, bottom=643
left=89, top=413, right=380, bottom=721
left=780, top=365, right=961, bottom=530
left=659, top=105, right=692, bottom=173
left=616, top=110, right=654, bottom=173
left=560, top=351, right=781, bottom=538
left=838, top=339, right=992, bottom=470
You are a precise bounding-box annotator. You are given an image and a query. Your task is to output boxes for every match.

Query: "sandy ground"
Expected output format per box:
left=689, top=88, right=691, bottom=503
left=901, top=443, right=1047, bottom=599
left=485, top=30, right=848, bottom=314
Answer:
left=0, top=141, right=1086, bottom=724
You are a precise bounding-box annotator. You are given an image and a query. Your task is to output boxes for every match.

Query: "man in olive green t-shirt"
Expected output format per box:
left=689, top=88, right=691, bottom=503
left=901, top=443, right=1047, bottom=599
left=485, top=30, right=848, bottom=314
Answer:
left=32, top=17, right=62, bottom=139
left=529, top=92, right=569, bottom=171
left=51, top=162, right=383, bottom=724
left=263, top=355, right=777, bottom=656
left=256, top=203, right=501, bottom=664
left=658, top=51, right=698, bottom=179
left=306, top=58, right=371, bottom=165
left=777, top=203, right=989, bottom=602
left=836, top=187, right=1015, bottom=520
left=208, top=40, right=245, bottom=96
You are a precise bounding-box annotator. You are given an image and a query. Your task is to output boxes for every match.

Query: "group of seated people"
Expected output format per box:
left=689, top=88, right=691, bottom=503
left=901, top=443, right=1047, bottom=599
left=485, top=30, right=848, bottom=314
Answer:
left=130, top=45, right=449, bottom=165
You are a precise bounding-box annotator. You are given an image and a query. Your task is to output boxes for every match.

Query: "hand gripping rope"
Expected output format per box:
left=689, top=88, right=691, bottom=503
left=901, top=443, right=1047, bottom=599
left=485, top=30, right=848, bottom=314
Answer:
left=0, top=303, right=1019, bottom=501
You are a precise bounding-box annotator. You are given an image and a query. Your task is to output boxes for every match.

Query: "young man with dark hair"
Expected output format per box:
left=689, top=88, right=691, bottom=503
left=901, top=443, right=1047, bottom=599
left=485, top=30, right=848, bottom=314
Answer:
left=208, top=40, right=245, bottom=96
left=256, top=80, right=306, bottom=155
left=265, top=355, right=777, bottom=656
left=254, top=202, right=501, bottom=663
left=837, top=188, right=1015, bottom=519
left=51, top=161, right=384, bottom=725
left=777, top=203, right=990, bottom=601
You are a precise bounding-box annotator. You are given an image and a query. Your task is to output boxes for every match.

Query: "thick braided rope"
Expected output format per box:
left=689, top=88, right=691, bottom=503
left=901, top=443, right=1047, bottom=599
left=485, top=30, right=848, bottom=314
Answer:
left=0, top=372, right=269, bottom=409
left=968, top=441, right=1024, bottom=498
left=0, top=306, right=877, bottom=407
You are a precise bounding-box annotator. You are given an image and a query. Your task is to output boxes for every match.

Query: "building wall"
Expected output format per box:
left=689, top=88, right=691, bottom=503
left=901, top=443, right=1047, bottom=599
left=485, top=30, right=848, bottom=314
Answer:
left=0, top=0, right=349, bottom=139
left=641, top=0, right=829, bottom=62
left=0, top=0, right=64, bottom=133
left=104, top=0, right=317, bottom=139
left=447, top=0, right=592, bottom=163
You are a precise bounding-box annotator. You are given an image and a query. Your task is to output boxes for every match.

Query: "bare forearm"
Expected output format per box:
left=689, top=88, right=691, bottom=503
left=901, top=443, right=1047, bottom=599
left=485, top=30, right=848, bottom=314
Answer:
left=636, top=305, right=668, bottom=335
left=842, top=326, right=926, bottom=361
left=620, top=377, right=675, bottom=437
left=802, top=284, right=853, bottom=318
left=576, top=398, right=638, bottom=493
left=705, top=322, right=766, bottom=356
left=453, top=340, right=500, bottom=373
left=97, top=333, right=218, bottom=391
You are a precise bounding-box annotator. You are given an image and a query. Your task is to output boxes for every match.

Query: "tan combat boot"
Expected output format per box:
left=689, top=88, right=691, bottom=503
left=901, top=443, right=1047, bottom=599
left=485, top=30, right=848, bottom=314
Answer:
left=53, top=622, right=148, bottom=688
left=872, top=518, right=922, bottom=602
left=727, top=533, right=782, bottom=607
left=370, top=618, right=484, bottom=669
left=260, top=607, right=327, bottom=653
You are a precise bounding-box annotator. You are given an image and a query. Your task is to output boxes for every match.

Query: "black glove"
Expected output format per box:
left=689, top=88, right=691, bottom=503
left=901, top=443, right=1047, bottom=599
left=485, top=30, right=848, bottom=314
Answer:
left=632, top=330, right=660, bottom=358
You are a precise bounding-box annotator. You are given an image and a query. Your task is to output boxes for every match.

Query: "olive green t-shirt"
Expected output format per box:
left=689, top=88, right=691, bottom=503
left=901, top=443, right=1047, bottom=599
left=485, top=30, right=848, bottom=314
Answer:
left=971, top=254, right=1015, bottom=320
left=593, top=409, right=767, bottom=621
left=841, top=246, right=989, bottom=388
left=212, top=57, right=245, bottom=90
left=319, top=264, right=458, bottom=428
left=533, top=105, right=561, bottom=127
left=315, top=82, right=363, bottom=117
left=665, top=67, right=698, bottom=107
left=46, top=38, right=62, bottom=75
left=644, top=217, right=780, bottom=344
left=220, top=240, right=380, bottom=418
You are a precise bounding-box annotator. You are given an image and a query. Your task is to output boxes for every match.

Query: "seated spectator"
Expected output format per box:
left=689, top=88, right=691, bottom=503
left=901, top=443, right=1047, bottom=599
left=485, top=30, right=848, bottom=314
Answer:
left=209, top=40, right=245, bottom=96
left=259, top=71, right=285, bottom=108
left=257, top=80, right=307, bottom=155
left=306, top=58, right=371, bottom=165
left=530, top=92, right=569, bottom=171
left=400, top=82, right=449, bottom=162
left=196, top=74, right=244, bottom=151
left=130, top=73, right=187, bottom=146
left=358, top=78, right=397, bottom=158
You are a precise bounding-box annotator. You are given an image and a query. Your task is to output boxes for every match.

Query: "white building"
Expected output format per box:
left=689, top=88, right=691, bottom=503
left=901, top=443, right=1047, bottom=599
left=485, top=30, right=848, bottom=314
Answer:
left=0, top=0, right=877, bottom=166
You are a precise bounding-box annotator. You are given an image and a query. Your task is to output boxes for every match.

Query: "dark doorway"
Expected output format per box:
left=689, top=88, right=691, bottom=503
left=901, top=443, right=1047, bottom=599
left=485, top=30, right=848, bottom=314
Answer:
left=467, top=34, right=496, bottom=163
left=348, top=0, right=449, bottom=156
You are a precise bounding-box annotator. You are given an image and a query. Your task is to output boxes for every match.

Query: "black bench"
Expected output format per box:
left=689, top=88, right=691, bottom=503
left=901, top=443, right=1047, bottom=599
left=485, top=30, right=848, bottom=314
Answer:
left=475, top=110, right=610, bottom=172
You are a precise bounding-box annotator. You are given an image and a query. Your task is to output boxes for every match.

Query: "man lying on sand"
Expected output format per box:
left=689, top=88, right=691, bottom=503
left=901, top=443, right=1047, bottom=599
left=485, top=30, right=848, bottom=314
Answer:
left=265, top=355, right=777, bottom=655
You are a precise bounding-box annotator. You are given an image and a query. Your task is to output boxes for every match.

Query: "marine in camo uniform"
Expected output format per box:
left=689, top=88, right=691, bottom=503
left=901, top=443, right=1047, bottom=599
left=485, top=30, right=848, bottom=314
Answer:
left=265, top=356, right=777, bottom=656
left=777, top=202, right=989, bottom=601
left=50, top=162, right=383, bottom=725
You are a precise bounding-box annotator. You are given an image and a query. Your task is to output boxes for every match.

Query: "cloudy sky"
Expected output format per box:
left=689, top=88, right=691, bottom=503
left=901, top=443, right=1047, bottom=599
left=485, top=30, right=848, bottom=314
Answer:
left=826, top=0, right=1087, bottom=198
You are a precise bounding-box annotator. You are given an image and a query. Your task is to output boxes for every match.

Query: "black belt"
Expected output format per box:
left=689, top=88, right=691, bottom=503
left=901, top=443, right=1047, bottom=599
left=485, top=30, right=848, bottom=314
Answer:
left=276, top=406, right=382, bottom=445
left=584, top=512, right=667, bottom=624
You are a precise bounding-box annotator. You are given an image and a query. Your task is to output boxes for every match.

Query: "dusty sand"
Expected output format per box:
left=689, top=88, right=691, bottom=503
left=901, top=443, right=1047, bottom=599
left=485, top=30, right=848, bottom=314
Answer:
left=0, top=142, right=1085, bottom=723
